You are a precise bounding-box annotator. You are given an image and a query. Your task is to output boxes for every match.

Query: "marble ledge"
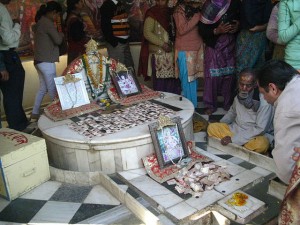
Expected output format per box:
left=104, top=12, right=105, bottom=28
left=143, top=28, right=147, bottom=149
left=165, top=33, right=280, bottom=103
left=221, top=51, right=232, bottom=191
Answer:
left=208, top=137, right=277, bottom=173
left=40, top=116, right=192, bottom=148
left=214, top=169, right=263, bottom=195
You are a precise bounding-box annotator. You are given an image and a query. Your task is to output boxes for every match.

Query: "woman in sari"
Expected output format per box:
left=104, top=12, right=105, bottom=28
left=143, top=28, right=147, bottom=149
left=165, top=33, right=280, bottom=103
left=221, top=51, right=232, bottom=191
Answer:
left=138, top=0, right=181, bottom=94
left=279, top=147, right=300, bottom=225
left=235, top=0, right=272, bottom=73
left=173, top=0, right=204, bottom=107
left=198, top=0, right=241, bottom=115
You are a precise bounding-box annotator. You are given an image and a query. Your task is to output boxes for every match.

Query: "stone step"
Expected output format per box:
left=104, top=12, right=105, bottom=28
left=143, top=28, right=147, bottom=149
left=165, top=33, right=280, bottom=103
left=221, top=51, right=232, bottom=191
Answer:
left=77, top=204, right=137, bottom=224
left=268, top=178, right=287, bottom=200
left=208, top=137, right=277, bottom=173
left=77, top=197, right=149, bottom=224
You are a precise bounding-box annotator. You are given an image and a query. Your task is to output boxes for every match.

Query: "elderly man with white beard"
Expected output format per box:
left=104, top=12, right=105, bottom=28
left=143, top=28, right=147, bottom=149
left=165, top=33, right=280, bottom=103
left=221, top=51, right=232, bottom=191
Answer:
left=207, top=68, right=274, bottom=154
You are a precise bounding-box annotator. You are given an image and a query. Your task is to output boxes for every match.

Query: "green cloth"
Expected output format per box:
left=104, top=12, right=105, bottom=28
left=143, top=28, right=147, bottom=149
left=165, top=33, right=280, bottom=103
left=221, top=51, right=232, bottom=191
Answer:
left=278, top=0, right=300, bottom=70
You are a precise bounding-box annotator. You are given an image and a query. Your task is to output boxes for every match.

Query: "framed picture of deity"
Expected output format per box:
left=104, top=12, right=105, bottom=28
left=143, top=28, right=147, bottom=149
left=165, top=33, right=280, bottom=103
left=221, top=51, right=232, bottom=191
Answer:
left=148, top=116, right=189, bottom=168
left=111, top=69, right=142, bottom=98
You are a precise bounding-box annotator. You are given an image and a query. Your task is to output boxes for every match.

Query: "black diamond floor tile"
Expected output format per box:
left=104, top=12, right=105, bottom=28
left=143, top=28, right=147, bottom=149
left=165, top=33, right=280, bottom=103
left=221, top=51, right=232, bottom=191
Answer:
left=109, top=174, right=126, bottom=185
left=196, top=142, right=207, bottom=151
left=127, top=187, right=141, bottom=199
left=161, top=182, right=192, bottom=200
left=49, top=183, right=92, bottom=203
left=195, top=108, right=205, bottom=115
left=208, top=114, right=224, bottom=122
left=0, top=198, right=46, bottom=223
left=238, top=161, right=257, bottom=170
left=216, top=154, right=233, bottom=160
left=70, top=203, right=117, bottom=224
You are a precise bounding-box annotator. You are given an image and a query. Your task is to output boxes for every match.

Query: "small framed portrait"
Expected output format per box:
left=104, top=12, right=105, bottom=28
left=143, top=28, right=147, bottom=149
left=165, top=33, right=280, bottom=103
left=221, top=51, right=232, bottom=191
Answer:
left=111, top=69, right=142, bottom=97
left=54, top=72, right=90, bottom=110
left=148, top=116, right=189, bottom=168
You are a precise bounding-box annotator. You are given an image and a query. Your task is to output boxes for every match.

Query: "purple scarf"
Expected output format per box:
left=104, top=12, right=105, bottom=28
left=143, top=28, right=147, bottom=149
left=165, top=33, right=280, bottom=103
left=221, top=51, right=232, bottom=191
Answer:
left=200, top=0, right=231, bottom=24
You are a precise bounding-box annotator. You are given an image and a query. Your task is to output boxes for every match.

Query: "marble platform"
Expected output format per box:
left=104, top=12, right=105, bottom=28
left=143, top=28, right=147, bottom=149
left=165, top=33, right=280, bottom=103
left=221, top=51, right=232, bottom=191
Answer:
left=117, top=147, right=279, bottom=225
left=38, top=93, right=194, bottom=174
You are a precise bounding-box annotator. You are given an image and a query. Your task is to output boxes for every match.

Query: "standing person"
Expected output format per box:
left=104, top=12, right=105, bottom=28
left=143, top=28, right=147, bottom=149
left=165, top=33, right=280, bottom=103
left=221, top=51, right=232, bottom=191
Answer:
left=257, top=59, right=300, bottom=184
left=257, top=60, right=300, bottom=225
left=235, top=0, right=272, bottom=73
left=0, top=52, right=9, bottom=128
left=138, top=0, right=180, bottom=94
left=266, top=1, right=285, bottom=60
left=31, top=1, right=64, bottom=121
left=207, top=68, right=274, bottom=153
left=100, top=0, right=135, bottom=70
left=65, top=0, right=89, bottom=65
left=0, top=0, right=29, bottom=131
left=173, top=0, right=204, bottom=108
left=278, top=0, right=300, bottom=70
left=198, top=0, right=241, bottom=115
left=0, top=54, right=8, bottom=82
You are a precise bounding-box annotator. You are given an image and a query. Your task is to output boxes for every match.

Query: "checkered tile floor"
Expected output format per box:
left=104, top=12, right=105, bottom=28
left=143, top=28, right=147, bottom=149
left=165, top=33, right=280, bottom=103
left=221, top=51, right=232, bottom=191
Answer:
left=0, top=181, right=131, bottom=223
left=0, top=90, right=229, bottom=224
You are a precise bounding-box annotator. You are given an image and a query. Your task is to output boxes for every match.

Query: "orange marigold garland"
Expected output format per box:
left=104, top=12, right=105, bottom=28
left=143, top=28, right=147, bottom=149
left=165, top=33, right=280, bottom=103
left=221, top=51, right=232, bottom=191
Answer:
left=82, top=53, right=108, bottom=99
left=82, top=53, right=103, bottom=89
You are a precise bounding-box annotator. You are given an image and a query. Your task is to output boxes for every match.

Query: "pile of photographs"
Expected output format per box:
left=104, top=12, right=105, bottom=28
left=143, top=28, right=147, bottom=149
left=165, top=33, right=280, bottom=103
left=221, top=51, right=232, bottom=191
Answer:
left=68, top=101, right=176, bottom=138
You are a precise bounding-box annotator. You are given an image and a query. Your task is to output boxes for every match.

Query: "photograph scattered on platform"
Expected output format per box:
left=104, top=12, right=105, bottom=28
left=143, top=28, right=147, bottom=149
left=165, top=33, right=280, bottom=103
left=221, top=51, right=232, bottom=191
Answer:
left=149, top=116, right=189, bottom=168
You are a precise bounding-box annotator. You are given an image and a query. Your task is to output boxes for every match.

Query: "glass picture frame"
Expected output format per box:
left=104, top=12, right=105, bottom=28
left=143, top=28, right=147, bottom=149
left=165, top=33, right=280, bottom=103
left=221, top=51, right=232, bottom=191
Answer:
left=54, top=72, right=90, bottom=110
left=111, top=69, right=142, bottom=98
left=148, top=116, right=189, bottom=168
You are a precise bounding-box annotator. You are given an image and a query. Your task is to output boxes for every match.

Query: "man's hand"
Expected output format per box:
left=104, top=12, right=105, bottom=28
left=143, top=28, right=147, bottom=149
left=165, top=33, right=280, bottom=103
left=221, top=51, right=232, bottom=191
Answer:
left=292, top=147, right=300, bottom=161
left=221, top=136, right=232, bottom=146
left=0, top=70, right=9, bottom=81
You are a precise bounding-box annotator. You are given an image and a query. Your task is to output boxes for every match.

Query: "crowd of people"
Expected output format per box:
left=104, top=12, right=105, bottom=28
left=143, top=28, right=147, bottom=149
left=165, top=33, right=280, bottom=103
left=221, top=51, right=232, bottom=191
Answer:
left=0, top=0, right=284, bottom=127
left=1, top=0, right=300, bottom=222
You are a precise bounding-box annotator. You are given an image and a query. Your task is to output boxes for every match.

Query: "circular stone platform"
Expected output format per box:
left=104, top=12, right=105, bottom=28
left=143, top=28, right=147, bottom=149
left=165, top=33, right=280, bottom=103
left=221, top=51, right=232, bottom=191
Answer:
left=38, top=93, right=194, bottom=174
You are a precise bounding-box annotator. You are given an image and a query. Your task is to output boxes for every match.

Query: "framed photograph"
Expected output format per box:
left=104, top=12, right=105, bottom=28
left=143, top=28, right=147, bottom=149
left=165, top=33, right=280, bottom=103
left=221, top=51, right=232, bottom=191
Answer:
left=148, top=116, right=189, bottom=168
left=111, top=69, right=142, bottom=97
left=54, top=72, right=90, bottom=110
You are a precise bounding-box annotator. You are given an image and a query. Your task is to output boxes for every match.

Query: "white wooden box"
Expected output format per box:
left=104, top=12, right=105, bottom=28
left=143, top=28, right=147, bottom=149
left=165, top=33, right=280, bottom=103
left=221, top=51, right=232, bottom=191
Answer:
left=0, top=128, right=50, bottom=200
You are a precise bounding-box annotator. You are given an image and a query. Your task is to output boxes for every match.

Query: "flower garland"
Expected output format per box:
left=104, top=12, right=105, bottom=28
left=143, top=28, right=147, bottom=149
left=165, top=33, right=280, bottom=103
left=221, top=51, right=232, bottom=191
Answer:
left=82, top=53, right=103, bottom=89
left=82, top=54, right=109, bottom=99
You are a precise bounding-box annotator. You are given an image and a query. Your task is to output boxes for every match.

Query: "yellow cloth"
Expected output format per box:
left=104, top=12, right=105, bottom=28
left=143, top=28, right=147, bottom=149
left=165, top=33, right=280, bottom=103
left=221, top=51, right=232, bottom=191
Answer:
left=193, top=120, right=208, bottom=133
left=207, top=123, right=269, bottom=153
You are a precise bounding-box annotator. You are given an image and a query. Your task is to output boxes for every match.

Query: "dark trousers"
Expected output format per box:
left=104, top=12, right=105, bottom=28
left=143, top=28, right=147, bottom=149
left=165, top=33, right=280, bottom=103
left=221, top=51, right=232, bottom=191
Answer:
left=106, top=42, right=135, bottom=71
left=0, top=50, right=28, bottom=131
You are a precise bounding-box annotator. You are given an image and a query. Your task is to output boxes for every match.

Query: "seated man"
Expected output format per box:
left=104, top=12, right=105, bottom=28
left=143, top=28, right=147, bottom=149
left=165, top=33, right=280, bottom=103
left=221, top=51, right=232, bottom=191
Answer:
left=207, top=68, right=274, bottom=153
